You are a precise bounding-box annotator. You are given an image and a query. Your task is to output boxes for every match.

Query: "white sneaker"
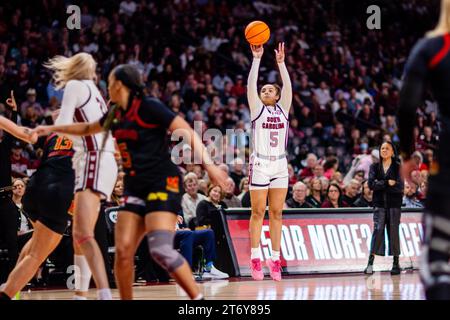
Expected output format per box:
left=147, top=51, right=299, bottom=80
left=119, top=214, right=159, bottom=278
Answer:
left=203, top=266, right=229, bottom=280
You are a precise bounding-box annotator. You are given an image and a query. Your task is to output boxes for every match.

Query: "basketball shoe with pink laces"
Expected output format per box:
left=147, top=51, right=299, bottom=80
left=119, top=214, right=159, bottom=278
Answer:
left=266, top=258, right=282, bottom=281
left=250, top=258, right=264, bottom=280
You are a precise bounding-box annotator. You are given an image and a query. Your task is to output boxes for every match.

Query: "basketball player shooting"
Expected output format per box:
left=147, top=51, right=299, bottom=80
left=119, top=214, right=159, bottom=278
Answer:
left=247, top=42, right=292, bottom=281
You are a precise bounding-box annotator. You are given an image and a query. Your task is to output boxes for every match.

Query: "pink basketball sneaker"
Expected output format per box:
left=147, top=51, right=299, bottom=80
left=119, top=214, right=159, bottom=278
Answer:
left=250, top=258, right=264, bottom=280
left=266, top=258, right=282, bottom=281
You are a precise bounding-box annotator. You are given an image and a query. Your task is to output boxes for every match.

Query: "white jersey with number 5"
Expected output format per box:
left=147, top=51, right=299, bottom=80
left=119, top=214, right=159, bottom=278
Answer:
left=246, top=57, right=292, bottom=190
left=251, top=103, right=288, bottom=157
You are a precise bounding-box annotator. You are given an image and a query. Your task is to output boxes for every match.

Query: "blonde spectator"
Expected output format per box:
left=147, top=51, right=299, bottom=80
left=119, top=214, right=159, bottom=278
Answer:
left=181, top=173, right=207, bottom=229
left=238, top=177, right=249, bottom=201
left=306, top=177, right=324, bottom=208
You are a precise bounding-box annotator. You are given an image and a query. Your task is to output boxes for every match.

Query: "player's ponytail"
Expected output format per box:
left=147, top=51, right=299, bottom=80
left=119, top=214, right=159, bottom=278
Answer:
left=44, top=53, right=96, bottom=90
left=112, top=64, right=145, bottom=97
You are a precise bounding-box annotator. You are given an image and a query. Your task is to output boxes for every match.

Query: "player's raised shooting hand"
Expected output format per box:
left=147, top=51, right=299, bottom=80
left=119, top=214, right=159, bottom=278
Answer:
left=275, top=42, right=285, bottom=64
left=250, top=44, right=264, bottom=59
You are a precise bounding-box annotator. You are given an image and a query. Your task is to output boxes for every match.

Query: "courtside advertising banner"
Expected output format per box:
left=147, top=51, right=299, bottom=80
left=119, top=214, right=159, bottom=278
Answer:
left=224, top=208, right=423, bottom=276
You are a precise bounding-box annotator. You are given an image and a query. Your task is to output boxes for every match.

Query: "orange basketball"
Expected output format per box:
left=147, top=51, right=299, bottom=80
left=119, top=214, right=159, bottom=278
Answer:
left=245, top=21, right=270, bottom=46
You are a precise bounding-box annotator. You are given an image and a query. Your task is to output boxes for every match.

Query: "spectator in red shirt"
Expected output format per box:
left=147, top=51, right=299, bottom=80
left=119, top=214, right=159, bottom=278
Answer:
left=321, top=183, right=349, bottom=208
left=299, top=153, right=317, bottom=179
left=230, top=75, right=246, bottom=99
left=323, top=156, right=339, bottom=180
left=411, top=151, right=428, bottom=172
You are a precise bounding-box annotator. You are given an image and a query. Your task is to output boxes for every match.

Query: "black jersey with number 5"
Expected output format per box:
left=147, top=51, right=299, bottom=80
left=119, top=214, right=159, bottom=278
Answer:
left=100, top=95, right=180, bottom=198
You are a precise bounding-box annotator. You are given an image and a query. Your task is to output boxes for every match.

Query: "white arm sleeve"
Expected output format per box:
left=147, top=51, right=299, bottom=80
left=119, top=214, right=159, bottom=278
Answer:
left=55, top=80, right=89, bottom=125
left=247, top=58, right=263, bottom=119
left=278, top=62, right=292, bottom=113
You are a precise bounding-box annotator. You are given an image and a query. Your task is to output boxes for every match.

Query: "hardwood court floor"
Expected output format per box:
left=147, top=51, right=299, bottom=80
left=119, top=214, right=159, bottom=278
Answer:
left=19, top=271, right=424, bottom=300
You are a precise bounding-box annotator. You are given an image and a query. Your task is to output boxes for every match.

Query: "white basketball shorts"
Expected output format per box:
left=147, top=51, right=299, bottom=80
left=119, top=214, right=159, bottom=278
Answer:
left=73, top=151, right=118, bottom=200
left=248, top=153, right=288, bottom=190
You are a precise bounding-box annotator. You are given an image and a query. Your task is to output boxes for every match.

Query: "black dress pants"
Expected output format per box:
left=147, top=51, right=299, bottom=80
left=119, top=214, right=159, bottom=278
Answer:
left=369, top=207, right=401, bottom=256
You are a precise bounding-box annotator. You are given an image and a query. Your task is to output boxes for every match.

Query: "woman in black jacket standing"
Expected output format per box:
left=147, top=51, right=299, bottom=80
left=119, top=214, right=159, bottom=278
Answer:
left=365, top=141, right=404, bottom=275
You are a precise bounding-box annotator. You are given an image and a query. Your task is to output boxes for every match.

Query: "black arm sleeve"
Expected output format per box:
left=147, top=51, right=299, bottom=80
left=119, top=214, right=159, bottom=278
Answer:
left=398, top=39, right=428, bottom=158
left=368, top=163, right=387, bottom=191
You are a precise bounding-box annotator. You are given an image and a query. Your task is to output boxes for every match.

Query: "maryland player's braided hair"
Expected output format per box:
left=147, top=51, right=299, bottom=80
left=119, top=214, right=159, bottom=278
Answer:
left=100, top=103, right=119, bottom=152
left=101, top=64, right=145, bottom=152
